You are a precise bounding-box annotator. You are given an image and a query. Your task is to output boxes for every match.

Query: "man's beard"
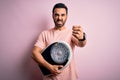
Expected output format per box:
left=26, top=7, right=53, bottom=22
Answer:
left=54, top=19, right=66, bottom=28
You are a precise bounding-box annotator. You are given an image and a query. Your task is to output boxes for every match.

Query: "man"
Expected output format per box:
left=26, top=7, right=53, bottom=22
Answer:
left=32, top=3, right=86, bottom=80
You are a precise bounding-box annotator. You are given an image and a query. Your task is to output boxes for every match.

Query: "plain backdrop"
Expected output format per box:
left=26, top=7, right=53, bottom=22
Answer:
left=0, top=0, right=120, bottom=80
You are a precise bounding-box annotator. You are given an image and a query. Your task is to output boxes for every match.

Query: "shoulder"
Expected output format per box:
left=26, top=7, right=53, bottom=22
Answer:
left=40, top=28, right=53, bottom=35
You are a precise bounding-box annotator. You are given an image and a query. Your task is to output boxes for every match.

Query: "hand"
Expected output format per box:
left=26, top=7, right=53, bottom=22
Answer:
left=49, top=65, right=63, bottom=75
left=72, top=26, right=84, bottom=40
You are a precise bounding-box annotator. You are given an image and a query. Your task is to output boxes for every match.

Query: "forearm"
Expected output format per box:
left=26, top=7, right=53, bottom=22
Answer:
left=78, top=32, right=87, bottom=47
left=78, top=40, right=87, bottom=47
left=32, top=47, right=52, bottom=70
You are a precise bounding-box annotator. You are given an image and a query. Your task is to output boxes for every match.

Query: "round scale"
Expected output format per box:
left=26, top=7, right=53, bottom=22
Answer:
left=50, top=42, right=70, bottom=64
left=39, top=41, right=72, bottom=75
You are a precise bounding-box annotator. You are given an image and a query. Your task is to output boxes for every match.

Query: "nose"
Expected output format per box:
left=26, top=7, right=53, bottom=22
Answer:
left=58, top=16, right=62, bottom=20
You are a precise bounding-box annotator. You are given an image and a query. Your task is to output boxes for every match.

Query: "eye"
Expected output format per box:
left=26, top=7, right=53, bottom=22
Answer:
left=61, top=14, right=65, bottom=16
left=54, top=13, right=59, bottom=17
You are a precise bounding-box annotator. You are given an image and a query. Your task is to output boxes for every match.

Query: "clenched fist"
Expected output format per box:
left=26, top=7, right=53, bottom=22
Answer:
left=49, top=65, right=63, bottom=75
left=72, top=26, right=84, bottom=40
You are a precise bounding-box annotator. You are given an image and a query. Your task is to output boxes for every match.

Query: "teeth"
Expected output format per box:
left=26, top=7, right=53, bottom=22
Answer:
left=58, top=21, right=61, bottom=22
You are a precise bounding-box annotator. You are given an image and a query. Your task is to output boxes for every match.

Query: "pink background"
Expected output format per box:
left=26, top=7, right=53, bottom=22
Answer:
left=0, top=0, right=120, bottom=80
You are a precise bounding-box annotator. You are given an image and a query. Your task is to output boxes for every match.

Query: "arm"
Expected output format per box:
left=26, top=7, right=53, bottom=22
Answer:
left=32, top=46, right=52, bottom=69
left=32, top=46, right=63, bottom=75
left=78, top=39, right=87, bottom=47
left=78, top=32, right=87, bottom=47
left=72, top=26, right=87, bottom=47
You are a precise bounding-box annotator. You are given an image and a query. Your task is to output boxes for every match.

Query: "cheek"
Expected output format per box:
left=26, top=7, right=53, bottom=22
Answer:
left=54, top=17, right=58, bottom=21
left=53, top=17, right=57, bottom=22
left=63, top=17, right=67, bottom=21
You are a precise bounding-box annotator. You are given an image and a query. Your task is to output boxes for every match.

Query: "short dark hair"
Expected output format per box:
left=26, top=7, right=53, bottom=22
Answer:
left=52, top=3, right=68, bottom=14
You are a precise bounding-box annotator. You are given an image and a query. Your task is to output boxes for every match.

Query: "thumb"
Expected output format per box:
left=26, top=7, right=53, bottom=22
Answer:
left=58, top=65, right=63, bottom=69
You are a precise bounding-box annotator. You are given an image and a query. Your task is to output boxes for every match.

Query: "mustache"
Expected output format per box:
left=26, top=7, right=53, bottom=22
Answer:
left=57, top=19, right=63, bottom=21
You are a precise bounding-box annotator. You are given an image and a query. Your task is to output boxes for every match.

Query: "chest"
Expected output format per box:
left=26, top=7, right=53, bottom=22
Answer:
left=46, top=30, right=72, bottom=46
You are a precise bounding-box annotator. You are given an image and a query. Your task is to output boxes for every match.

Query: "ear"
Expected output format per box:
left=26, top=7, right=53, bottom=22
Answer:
left=65, top=14, right=68, bottom=20
left=52, top=13, right=54, bottom=19
left=66, top=14, right=68, bottom=17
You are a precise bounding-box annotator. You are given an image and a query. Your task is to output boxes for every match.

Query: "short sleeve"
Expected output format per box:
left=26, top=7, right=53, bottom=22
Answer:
left=34, top=31, right=47, bottom=49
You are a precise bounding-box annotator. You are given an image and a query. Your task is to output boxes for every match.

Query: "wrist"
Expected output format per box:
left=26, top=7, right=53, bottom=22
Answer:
left=78, top=32, right=86, bottom=41
left=47, top=63, right=53, bottom=71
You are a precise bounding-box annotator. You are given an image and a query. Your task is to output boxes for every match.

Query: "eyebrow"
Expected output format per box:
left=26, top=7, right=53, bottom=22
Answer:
left=54, top=13, right=66, bottom=15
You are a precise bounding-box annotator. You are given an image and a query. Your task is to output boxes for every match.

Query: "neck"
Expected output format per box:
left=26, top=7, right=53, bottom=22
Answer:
left=54, top=26, right=66, bottom=30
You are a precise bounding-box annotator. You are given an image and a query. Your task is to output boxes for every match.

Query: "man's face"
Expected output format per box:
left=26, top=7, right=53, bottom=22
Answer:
left=53, top=8, right=67, bottom=28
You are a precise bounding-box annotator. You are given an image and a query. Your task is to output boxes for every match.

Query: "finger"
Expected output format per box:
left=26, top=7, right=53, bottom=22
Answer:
left=72, top=27, right=83, bottom=31
left=73, top=25, right=81, bottom=28
left=57, top=70, right=62, bottom=74
left=72, top=27, right=80, bottom=30
left=52, top=69, right=61, bottom=75
left=73, top=31, right=83, bottom=36
left=73, top=31, right=83, bottom=37
left=73, top=29, right=83, bottom=34
left=55, top=65, right=63, bottom=69
left=59, top=65, right=63, bottom=68
left=58, top=65, right=63, bottom=69
left=56, top=65, right=63, bottom=74
left=54, top=69, right=61, bottom=74
left=72, top=33, right=79, bottom=39
left=72, top=31, right=81, bottom=34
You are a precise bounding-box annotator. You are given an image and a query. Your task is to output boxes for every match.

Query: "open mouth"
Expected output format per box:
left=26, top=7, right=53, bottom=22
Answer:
left=57, top=21, right=63, bottom=24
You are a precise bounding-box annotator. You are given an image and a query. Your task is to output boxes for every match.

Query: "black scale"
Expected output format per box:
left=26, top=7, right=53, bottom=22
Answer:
left=39, top=41, right=72, bottom=76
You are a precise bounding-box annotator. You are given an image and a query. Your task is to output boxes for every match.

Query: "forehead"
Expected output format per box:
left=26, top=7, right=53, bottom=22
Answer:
left=54, top=8, right=66, bottom=14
